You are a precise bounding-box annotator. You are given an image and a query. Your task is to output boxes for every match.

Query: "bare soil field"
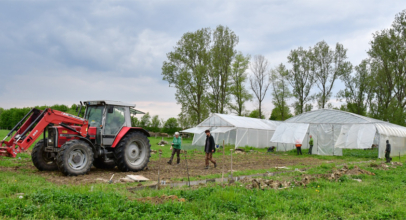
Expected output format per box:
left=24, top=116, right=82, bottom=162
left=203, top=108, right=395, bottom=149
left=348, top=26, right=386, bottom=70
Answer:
left=0, top=150, right=339, bottom=185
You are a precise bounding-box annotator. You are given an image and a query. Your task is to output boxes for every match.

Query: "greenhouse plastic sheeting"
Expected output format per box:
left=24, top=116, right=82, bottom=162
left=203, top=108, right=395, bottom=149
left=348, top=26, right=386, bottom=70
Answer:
left=181, top=127, right=210, bottom=134
left=335, top=124, right=376, bottom=149
left=211, top=127, right=235, bottom=133
left=270, top=123, right=309, bottom=144
left=182, top=113, right=280, bottom=149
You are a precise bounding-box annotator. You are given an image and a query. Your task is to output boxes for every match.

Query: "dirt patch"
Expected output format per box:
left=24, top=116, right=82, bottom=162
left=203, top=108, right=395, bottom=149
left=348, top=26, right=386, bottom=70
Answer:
left=325, top=165, right=375, bottom=181
left=135, top=195, right=186, bottom=204
left=369, top=162, right=403, bottom=170
left=238, top=165, right=377, bottom=190
left=1, top=152, right=328, bottom=185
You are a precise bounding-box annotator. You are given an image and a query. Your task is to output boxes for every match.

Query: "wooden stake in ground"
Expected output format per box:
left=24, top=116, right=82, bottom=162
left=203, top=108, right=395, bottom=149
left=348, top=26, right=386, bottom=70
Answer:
left=230, top=149, right=234, bottom=179
left=157, top=150, right=162, bottom=190
left=222, top=140, right=225, bottom=185
left=184, top=150, right=191, bottom=187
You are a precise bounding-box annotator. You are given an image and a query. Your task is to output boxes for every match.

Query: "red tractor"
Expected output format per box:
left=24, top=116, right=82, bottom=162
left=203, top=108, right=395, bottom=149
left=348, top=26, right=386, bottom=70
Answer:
left=0, top=100, right=151, bottom=176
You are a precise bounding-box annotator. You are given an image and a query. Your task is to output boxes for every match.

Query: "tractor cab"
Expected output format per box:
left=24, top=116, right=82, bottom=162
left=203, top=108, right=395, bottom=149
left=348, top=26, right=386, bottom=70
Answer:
left=83, top=100, right=145, bottom=146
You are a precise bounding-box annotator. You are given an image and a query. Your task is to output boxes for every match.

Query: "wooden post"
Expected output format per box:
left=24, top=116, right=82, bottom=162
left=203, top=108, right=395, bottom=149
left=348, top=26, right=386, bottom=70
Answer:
left=157, top=151, right=162, bottom=190
left=184, top=151, right=191, bottom=187
left=222, top=140, right=225, bottom=185
left=230, top=149, right=234, bottom=179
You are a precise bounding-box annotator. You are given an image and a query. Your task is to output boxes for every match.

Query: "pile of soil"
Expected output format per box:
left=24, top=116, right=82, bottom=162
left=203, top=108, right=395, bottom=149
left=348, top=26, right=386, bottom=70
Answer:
left=241, top=175, right=316, bottom=190
left=240, top=165, right=376, bottom=190
left=369, top=162, right=403, bottom=170
left=136, top=195, right=186, bottom=204
left=326, top=165, right=375, bottom=181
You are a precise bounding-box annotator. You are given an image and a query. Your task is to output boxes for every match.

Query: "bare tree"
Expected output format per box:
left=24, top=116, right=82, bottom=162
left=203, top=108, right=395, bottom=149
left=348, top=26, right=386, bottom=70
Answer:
left=249, top=55, right=272, bottom=119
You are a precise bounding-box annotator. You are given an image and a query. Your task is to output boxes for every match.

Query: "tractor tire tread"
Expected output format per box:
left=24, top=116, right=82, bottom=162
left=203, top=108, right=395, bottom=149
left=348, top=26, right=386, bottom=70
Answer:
left=56, top=139, right=94, bottom=176
left=31, top=139, right=58, bottom=171
left=114, top=131, right=151, bottom=172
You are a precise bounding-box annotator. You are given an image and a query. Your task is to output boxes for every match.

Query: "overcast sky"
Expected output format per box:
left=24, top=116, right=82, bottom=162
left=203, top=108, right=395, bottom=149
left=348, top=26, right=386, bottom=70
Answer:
left=0, top=0, right=405, bottom=119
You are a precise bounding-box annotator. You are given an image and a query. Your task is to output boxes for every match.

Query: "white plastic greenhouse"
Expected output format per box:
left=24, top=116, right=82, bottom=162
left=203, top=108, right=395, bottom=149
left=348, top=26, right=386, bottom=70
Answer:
left=181, top=114, right=281, bottom=148
left=270, top=109, right=406, bottom=158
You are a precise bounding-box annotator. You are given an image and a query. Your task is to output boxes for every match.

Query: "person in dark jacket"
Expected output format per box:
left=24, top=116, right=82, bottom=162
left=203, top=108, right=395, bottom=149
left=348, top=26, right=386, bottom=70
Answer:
left=385, top=140, right=392, bottom=163
left=204, top=130, right=216, bottom=169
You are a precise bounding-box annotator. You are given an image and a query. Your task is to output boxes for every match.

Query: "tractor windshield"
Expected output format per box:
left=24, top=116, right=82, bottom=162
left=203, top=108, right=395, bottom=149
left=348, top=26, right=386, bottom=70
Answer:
left=84, top=105, right=105, bottom=127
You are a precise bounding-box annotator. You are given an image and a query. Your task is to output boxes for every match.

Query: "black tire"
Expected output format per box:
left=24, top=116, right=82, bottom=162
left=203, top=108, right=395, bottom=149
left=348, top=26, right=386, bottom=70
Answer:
left=114, top=131, right=151, bottom=172
left=93, top=157, right=116, bottom=169
left=31, top=139, right=58, bottom=171
left=56, top=139, right=94, bottom=176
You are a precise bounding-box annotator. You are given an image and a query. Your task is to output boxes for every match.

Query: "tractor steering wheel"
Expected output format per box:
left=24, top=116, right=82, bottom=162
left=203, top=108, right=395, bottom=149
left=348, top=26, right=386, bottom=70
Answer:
left=89, top=120, right=100, bottom=128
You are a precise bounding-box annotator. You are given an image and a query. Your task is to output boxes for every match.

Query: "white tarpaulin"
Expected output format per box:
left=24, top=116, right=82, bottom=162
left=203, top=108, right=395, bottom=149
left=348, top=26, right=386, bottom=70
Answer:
left=335, top=124, right=376, bottom=149
left=271, top=123, right=309, bottom=144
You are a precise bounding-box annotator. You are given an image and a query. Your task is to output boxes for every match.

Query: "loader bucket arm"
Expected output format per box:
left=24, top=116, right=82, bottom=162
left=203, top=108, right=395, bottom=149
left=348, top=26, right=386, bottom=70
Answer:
left=0, top=108, right=88, bottom=157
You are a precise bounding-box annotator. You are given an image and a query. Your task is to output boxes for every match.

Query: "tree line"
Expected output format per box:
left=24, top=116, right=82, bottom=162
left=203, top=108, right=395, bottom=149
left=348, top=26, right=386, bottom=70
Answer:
left=162, top=10, right=406, bottom=127
left=0, top=105, right=182, bottom=135
left=0, top=104, right=78, bottom=130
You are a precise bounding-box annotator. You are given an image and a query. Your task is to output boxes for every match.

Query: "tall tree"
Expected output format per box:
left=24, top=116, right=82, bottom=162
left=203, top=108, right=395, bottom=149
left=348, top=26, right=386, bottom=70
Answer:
left=209, top=25, right=239, bottom=113
left=269, top=104, right=292, bottom=121
left=177, top=111, right=192, bottom=129
left=271, top=63, right=292, bottom=120
left=162, top=28, right=211, bottom=124
left=312, top=41, right=352, bottom=108
left=150, top=115, right=161, bottom=132
left=287, top=47, right=315, bottom=115
left=229, top=52, right=252, bottom=116
left=163, top=117, right=179, bottom=134
left=249, top=55, right=271, bottom=119
left=140, top=112, right=151, bottom=127
left=248, top=109, right=265, bottom=119
left=337, top=59, right=373, bottom=116
left=131, top=117, right=140, bottom=127
left=367, top=9, right=406, bottom=125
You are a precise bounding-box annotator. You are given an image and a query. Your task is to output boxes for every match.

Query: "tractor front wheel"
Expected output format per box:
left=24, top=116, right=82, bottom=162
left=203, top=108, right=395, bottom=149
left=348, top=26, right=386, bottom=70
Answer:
left=114, top=131, right=151, bottom=172
left=32, top=139, right=58, bottom=171
left=56, top=140, right=94, bottom=176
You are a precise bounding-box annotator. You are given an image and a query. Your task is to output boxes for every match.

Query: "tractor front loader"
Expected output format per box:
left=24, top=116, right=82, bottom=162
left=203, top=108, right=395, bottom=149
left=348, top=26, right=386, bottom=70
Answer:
left=0, top=100, right=151, bottom=176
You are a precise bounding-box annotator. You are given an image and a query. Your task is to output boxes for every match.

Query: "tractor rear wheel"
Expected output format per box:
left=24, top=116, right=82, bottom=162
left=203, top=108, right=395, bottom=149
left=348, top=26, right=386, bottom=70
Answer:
left=32, top=139, right=58, bottom=171
left=56, top=139, right=94, bottom=176
left=114, top=131, right=151, bottom=172
left=93, top=157, right=116, bottom=169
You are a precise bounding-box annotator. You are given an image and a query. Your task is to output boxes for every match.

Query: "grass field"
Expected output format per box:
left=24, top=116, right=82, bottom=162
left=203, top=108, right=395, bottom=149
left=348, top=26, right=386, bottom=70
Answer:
left=1, top=129, right=406, bottom=219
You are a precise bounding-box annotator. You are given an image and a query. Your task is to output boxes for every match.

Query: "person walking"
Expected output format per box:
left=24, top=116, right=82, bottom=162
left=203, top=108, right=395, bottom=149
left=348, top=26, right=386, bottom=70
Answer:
left=295, top=140, right=302, bottom=155
left=308, top=135, right=314, bottom=155
left=385, top=140, right=391, bottom=163
left=167, top=132, right=182, bottom=165
left=204, top=130, right=217, bottom=169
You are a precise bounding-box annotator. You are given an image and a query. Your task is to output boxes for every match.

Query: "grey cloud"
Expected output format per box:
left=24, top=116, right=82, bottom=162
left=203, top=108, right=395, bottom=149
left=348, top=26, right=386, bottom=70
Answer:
left=0, top=0, right=405, bottom=118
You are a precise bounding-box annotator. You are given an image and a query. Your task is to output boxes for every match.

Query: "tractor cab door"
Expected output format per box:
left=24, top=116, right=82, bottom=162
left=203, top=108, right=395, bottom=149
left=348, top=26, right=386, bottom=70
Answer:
left=84, top=105, right=105, bottom=145
left=102, top=106, right=128, bottom=146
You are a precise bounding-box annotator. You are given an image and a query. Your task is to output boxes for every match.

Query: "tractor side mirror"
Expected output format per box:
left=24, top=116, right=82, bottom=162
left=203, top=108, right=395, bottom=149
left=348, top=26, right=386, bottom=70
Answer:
left=75, top=105, right=78, bottom=112
left=107, top=106, right=114, bottom=114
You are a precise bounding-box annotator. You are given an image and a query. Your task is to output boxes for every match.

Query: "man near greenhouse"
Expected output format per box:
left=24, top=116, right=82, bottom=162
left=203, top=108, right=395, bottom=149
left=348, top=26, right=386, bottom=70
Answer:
left=385, top=140, right=392, bottom=163
left=308, top=135, right=314, bottom=155
left=167, top=132, right=182, bottom=165
left=204, top=130, right=217, bottom=169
